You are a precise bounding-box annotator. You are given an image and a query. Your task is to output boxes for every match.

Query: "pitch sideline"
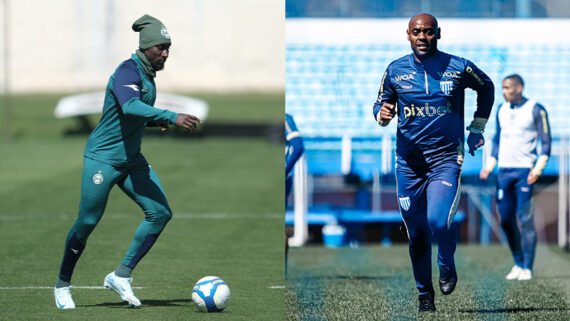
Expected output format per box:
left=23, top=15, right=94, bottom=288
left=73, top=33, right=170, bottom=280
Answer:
left=0, top=286, right=145, bottom=290
left=0, top=212, right=282, bottom=221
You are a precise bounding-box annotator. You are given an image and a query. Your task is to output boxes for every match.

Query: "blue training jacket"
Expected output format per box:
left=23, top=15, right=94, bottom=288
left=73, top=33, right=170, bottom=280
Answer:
left=373, top=51, right=494, bottom=165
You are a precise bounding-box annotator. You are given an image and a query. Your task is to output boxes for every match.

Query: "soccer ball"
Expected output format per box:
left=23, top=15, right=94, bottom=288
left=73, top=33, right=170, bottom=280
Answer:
left=191, top=276, right=231, bottom=312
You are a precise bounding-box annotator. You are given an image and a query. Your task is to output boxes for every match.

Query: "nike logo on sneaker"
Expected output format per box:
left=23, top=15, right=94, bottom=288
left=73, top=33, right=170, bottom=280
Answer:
left=56, top=298, right=65, bottom=308
left=71, top=248, right=79, bottom=254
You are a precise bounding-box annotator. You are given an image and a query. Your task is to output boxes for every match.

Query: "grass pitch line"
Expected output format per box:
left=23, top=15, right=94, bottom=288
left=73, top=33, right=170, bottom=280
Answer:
left=0, top=213, right=282, bottom=221
left=0, top=286, right=145, bottom=290
left=4, top=285, right=282, bottom=290
left=175, top=213, right=282, bottom=220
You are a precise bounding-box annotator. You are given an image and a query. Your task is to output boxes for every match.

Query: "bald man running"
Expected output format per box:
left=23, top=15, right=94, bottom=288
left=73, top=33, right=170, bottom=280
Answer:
left=373, top=13, right=495, bottom=312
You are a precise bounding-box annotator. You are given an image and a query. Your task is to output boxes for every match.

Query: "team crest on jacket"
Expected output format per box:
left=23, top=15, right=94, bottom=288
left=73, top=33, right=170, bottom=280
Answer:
left=93, top=171, right=104, bottom=185
left=399, top=196, right=411, bottom=211
left=440, top=80, right=453, bottom=96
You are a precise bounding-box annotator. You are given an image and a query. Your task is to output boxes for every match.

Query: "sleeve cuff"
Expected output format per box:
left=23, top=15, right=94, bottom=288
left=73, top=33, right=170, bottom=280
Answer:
left=376, top=111, right=391, bottom=127
left=467, top=117, right=488, bottom=134
left=168, top=112, right=178, bottom=124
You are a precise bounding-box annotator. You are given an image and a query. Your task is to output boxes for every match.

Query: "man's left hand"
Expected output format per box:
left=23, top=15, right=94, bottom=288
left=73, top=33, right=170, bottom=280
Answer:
left=467, top=132, right=484, bottom=156
left=158, top=123, right=169, bottom=132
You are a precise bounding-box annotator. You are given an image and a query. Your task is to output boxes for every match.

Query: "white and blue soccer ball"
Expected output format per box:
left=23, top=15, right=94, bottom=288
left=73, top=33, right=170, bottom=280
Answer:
left=191, top=276, right=231, bottom=312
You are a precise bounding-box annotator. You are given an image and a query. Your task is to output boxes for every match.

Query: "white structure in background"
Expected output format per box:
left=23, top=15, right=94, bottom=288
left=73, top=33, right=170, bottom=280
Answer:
left=559, top=137, right=569, bottom=248
left=341, top=135, right=351, bottom=175
left=289, top=154, right=308, bottom=247
left=55, top=92, right=209, bottom=122
left=0, top=0, right=284, bottom=93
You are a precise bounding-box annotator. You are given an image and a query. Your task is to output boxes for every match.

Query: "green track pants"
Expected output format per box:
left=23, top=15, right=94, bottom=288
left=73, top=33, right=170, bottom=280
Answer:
left=58, top=155, right=171, bottom=282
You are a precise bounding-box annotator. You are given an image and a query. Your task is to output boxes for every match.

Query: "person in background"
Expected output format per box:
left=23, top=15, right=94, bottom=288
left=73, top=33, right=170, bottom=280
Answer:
left=480, top=74, right=551, bottom=281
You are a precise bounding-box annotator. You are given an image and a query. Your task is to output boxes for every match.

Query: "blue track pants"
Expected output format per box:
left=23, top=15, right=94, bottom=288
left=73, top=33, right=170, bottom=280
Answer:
left=496, top=168, right=536, bottom=270
left=396, top=157, right=461, bottom=295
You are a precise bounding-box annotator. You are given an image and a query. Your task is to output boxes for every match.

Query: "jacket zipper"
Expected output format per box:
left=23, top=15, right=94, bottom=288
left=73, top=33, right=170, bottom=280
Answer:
left=424, top=71, right=429, bottom=94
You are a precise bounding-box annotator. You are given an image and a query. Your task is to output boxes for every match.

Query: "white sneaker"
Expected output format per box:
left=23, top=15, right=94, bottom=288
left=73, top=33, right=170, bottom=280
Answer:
left=103, top=272, right=141, bottom=307
left=505, top=265, right=523, bottom=280
left=517, top=269, right=532, bottom=280
left=54, top=286, right=76, bottom=309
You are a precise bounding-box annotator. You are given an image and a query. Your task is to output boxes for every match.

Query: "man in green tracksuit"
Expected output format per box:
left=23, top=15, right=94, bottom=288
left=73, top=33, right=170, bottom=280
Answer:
left=54, top=14, right=201, bottom=309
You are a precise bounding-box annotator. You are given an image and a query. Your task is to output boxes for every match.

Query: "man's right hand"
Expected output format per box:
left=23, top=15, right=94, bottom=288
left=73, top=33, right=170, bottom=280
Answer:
left=175, top=113, right=202, bottom=132
left=379, top=103, right=396, bottom=125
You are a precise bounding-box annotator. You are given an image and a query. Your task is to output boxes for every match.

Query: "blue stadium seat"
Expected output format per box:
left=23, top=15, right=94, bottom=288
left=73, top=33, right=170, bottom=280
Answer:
left=338, top=209, right=465, bottom=223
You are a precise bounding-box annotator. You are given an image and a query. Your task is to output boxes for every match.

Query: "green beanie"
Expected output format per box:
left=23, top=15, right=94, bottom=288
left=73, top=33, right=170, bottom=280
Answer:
left=132, top=14, right=171, bottom=50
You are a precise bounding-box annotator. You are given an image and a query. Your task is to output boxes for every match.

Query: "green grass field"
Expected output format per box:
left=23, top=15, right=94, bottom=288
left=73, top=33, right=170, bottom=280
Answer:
left=286, top=244, right=570, bottom=320
left=0, top=93, right=285, bottom=320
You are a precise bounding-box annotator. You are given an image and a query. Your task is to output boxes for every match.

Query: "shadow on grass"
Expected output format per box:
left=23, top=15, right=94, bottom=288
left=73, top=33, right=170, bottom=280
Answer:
left=335, top=275, right=390, bottom=280
left=533, top=275, right=570, bottom=279
left=459, top=307, right=570, bottom=313
left=83, top=298, right=191, bottom=308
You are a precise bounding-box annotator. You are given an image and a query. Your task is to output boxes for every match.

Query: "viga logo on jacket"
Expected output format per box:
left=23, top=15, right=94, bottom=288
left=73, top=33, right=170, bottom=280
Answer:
left=438, top=71, right=460, bottom=78
left=394, top=72, right=416, bottom=81
left=403, top=102, right=452, bottom=118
